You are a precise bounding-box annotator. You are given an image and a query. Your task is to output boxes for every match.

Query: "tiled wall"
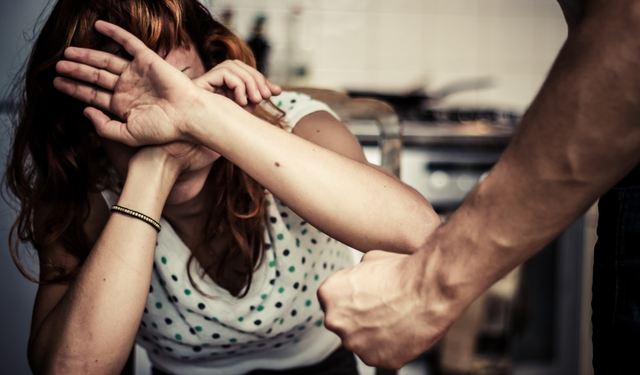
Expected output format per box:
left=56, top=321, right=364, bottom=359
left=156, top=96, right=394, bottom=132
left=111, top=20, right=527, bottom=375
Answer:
left=210, top=0, right=568, bottom=112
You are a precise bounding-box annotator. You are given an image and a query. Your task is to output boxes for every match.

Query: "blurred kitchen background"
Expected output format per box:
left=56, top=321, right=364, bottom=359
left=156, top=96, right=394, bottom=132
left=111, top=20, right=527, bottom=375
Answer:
left=206, top=0, right=566, bottom=112
left=0, top=1, right=596, bottom=374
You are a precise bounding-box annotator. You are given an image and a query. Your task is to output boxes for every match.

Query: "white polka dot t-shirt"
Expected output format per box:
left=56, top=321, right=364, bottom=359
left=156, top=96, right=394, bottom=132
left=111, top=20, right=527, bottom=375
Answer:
left=101, top=92, right=354, bottom=375
left=271, top=90, right=341, bottom=128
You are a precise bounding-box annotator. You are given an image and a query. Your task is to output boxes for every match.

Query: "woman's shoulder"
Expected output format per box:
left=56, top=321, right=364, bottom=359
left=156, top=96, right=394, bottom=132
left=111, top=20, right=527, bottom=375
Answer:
left=269, top=91, right=340, bottom=129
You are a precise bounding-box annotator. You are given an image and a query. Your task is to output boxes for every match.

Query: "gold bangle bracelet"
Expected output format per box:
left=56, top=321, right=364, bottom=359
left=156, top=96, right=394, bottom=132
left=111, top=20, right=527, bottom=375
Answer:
left=110, top=205, right=162, bottom=233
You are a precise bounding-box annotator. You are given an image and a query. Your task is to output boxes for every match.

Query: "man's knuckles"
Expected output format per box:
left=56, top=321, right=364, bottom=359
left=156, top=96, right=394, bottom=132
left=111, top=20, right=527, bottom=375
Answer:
left=357, top=348, right=405, bottom=370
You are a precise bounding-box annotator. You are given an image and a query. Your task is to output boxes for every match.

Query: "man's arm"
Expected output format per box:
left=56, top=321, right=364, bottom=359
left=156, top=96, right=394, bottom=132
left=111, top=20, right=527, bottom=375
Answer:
left=319, top=0, right=640, bottom=368
left=430, top=0, right=640, bottom=315
left=557, top=0, right=583, bottom=31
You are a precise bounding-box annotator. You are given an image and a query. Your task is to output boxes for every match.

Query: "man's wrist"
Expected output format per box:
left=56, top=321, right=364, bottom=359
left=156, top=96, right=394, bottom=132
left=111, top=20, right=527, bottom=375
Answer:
left=414, top=225, right=481, bottom=323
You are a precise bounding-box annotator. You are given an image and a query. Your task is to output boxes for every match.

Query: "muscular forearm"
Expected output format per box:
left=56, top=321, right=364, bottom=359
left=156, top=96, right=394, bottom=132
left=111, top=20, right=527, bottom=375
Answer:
left=186, top=93, right=440, bottom=253
left=422, top=0, right=640, bottom=313
left=314, top=2, right=640, bottom=370
left=30, top=158, right=176, bottom=374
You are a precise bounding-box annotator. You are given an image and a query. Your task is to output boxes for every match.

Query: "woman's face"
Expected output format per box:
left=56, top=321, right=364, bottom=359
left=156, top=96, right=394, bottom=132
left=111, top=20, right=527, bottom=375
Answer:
left=101, top=43, right=220, bottom=205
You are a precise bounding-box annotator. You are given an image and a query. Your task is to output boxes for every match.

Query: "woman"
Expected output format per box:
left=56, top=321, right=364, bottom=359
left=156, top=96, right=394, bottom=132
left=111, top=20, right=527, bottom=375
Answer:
left=5, top=0, right=440, bottom=374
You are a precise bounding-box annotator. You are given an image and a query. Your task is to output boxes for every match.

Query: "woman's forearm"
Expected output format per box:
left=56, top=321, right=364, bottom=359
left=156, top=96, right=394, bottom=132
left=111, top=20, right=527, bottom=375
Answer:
left=186, top=94, right=440, bottom=253
left=52, top=21, right=438, bottom=253
left=30, top=158, right=176, bottom=375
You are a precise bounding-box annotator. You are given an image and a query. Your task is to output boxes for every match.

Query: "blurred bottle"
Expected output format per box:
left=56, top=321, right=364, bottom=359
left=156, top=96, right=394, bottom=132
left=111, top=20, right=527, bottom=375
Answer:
left=246, top=14, right=270, bottom=76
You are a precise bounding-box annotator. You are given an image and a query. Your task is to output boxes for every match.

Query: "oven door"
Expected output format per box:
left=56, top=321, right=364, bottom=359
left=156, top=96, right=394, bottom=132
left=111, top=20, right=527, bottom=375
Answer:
left=362, top=144, right=583, bottom=375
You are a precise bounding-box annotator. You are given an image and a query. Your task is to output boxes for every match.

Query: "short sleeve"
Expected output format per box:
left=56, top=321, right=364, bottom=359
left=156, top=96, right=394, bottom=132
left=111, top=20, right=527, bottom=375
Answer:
left=269, top=91, right=341, bottom=132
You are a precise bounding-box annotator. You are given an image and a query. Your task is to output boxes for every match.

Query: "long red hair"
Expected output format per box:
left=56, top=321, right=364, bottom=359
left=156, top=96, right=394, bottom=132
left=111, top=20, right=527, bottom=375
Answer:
left=4, top=0, right=284, bottom=297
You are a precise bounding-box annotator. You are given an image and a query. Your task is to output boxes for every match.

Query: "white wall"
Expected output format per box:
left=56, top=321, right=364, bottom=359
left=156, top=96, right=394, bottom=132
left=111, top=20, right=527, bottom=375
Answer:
left=216, top=0, right=568, bottom=112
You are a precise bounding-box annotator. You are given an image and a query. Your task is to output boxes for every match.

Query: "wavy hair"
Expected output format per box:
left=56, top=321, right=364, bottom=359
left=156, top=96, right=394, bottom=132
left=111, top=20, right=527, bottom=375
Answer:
left=4, top=0, right=284, bottom=297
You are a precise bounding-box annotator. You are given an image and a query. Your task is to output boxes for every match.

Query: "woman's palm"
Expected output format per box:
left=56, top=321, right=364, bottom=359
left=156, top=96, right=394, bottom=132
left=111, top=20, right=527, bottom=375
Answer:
left=54, top=21, right=201, bottom=146
left=113, top=52, right=193, bottom=142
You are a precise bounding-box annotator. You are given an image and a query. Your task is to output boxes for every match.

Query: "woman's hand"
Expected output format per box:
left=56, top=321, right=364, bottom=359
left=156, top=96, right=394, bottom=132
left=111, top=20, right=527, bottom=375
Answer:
left=54, top=21, right=200, bottom=146
left=53, top=21, right=281, bottom=147
left=193, top=59, right=281, bottom=113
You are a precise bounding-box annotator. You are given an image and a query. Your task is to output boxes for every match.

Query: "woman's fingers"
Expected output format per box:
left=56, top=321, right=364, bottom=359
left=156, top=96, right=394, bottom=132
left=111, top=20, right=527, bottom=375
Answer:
left=53, top=76, right=112, bottom=110
left=211, top=62, right=261, bottom=104
left=84, top=107, right=139, bottom=146
left=219, top=70, right=250, bottom=105
left=63, top=47, right=128, bottom=75
left=94, top=20, right=149, bottom=58
left=237, top=60, right=282, bottom=97
left=267, top=80, right=282, bottom=96
left=194, top=68, right=248, bottom=105
left=83, top=107, right=113, bottom=130
left=230, top=60, right=276, bottom=99
left=216, top=70, right=249, bottom=105
left=56, top=60, right=119, bottom=91
left=225, top=61, right=269, bottom=102
left=194, top=59, right=282, bottom=107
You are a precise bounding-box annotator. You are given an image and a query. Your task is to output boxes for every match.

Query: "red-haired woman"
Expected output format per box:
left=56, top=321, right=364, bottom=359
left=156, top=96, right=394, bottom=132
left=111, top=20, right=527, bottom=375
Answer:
left=5, top=0, right=440, bottom=374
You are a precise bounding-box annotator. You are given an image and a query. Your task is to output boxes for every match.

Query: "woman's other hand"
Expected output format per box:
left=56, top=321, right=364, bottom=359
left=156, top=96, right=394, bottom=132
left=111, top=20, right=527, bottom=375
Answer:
left=192, top=59, right=281, bottom=113
left=130, top=142, right=220, bottom=180
left=54, top=20, right=203, bottom=146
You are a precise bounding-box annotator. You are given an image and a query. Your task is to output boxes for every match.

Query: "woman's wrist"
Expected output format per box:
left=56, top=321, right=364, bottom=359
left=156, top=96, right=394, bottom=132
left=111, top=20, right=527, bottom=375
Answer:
left=181, top=91, right=235, bottom=149
left=129, top=147, right=181, bottom=182
left=120, top=150, right=179, bottom=219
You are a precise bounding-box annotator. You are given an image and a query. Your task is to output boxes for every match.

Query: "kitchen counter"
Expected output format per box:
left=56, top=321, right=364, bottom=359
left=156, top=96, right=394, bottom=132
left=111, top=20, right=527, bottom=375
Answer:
left=346, top=120, right=515, bottom=148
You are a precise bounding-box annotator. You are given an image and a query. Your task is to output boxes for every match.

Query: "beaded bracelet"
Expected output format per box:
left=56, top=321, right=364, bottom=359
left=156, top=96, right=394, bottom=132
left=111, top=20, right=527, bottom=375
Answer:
left=110, top=205, right=162, bottom=233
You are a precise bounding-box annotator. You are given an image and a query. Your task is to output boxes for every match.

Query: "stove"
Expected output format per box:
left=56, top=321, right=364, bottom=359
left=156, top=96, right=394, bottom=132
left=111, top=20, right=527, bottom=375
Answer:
left=347, top=117, right=584, bottom=375
left=346, top=118, right=513, bottom=211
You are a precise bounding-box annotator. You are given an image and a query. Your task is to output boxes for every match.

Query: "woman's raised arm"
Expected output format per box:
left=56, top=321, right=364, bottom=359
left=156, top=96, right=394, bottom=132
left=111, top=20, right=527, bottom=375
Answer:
left=206, top=104, right=440, bottom=253
left=54, top=20, right=441, bottom=254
